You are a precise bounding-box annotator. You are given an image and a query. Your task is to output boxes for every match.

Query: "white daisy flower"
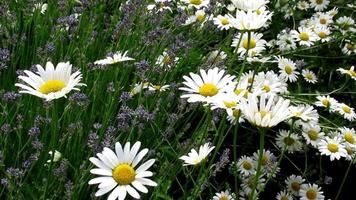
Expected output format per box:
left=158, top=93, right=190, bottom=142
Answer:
left=47, top=150, right=62, bottom=163
left=210, top=92, right=240, bottom=111
left=33, top=3, right=48, bottom=14
left=297, top=1, right=310, bottom=10
left=299, top=183, right=325, bottom=200
left=252, top=149, right=276, bottom=171
left=155, top=51, right=179, bottom=69
left=285, top=174, right=305, bottom=195
left=181, top=0, right=209, bottom=9
left=313, top=13, right=333, bottom=26
left=147, top=0, right=172, bottom=13
left=207, top=50, right=227, bottom=64
left=231, top=0, right=269, bottom=11
left=89, top=141, right=157, bottom=200
left=179, top=67, right=236, bottom=103
left=276, top=190, right=293, bottom=200
left=326, top=7, right=338, bottom=17
left=337, top=66, right=356, bottom=80
left=315, top=95, right=338, bottom=110
left=314, top=26, right=331, bottom=42
left=213, top=190, right=234, bottom=200
left=231, top=32, right=267, bottom=57
left=291, top=27, right=318, bottom=47
left=335, top=16, right=356, bottom=34
left=276, top=130, right=303, bottom=153
left=184, top=10, right=211, bottom=26
left=15, top=61, right=85, bottom=101
left=213, top=15, right=232, bottom=30
left=290, top=104, right=319, bottom=123
left=237, top=156, right=256, bottom=176
left=318, top=136, right=347, bottom=161
left=339, top=127, right=356, bottom=147
left=302, top=69, right=318, bottom=84
left=335, top=103, right=356, bottom=121
left=94, top=51, right=134, bottom=65
left=341, top=41, right=356, bottom=55
left=276, top=56, right=299, bottom=82
left=253, top=71, right=288, bottom=96
left=147, top=84, right=170, bottom=92
left=276, top=30, right=297, bottom=51
left=130, top=82, right=149, bottom=96
left=345, top=144, right=356, bottom=162
left=302, top=124, right=325, bottom=147
left=229, top=10, right=272, bottom=31
left=240, top=94, right=292, bottom=128
left=310, top=0, right=329, bottom=11
left=179, top=143, right=215, bottom=166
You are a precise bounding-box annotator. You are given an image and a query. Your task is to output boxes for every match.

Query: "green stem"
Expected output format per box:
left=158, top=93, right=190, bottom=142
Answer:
left=249, top=128, right=265, bottom=200
left=335, top=157, right=355, bottom=200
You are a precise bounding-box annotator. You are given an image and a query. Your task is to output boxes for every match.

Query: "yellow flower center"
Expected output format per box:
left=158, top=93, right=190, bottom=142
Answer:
left=285, top=65, right=293, bottom=74
left=189, top=0, right=202, bottom=5
left=112, top=164, right=136, bottom=185
left=261, top=155, right=269, bottom=165
left=299, top=32, right=310, bottom=41
left=197, top=14, right=205, bottom=22
left=291, top=182, right=300, bottom=191
left=256, top=9, right=262, bottom=15
left=305, top=73, right=314, bottom=80
left=199, top=83, right=218, bottom=97
left=223, top=101, right=237, bottom=108
left=242, top=161, right=252, bottom=170
left=348, top=69, right=356, bottom=77
left=39, top=80, right=66, bottom=94
left=163, top=56, right=171, bottom=65
left=306, top=188, right=317, bottom=199
left=220, top=17, right=229, bottom=25
left=233, top=109, right=241, bottom=117
left=318, top=32, right=327, bottom=38
left=242, top=39, right=256, bottom=50
left=327, top=143, right=339, bottom=153
left=346, top=44, right=354, bottom=50
left=259, top=110, right=269, bottom=118
left=321, top=99, right=330, bottom=107
left=316, top=0, right=324, bottom=4
left=219, top=196, right=229, bottom=200
left=342, top=105, right=351, bottom=113
left=308, top=130, right=319, bottom=140
left=153, top=85, right=161, bottom=90
left=262, top=85, right=271, bottom=92
left=319, top=18, right=327, bottom=24
left=280, top=196, right=289, bottom=200
left=283, top=137, right=295, bottom=145
left=344, top=132, right=355, bottom=144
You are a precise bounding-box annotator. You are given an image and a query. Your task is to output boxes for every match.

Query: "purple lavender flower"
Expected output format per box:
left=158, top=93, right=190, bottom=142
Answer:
left=2, top=91, right=21, bottom=102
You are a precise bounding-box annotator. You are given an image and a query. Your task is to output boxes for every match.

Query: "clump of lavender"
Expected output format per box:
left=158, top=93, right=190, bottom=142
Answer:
left=34, top=115, right=52, bottom=126
left=1, top=123, right=11, bottom=134
left=145, top=28, right=170, bottom=46
left=53, top=161, right=67, bottom=182
left=87, top=131, right=100, bottom=153
left=69, top=92, right=90, bottom=107
left=211, top=148, right=230, bottom=177
left=28, top=126, right=40, bottom=137
left=32, top=140, right=44, bottom=150
left=6, top=167, right=24, bottom=178
left=2, top=91, right=21, bottom=103
left=119, top=92, right=132, bottom=103
left=0, top=48, right=10, bottom=71
left=134, top=60, right=150, bottom=79
left=64, top=180, right=74, bottom=199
